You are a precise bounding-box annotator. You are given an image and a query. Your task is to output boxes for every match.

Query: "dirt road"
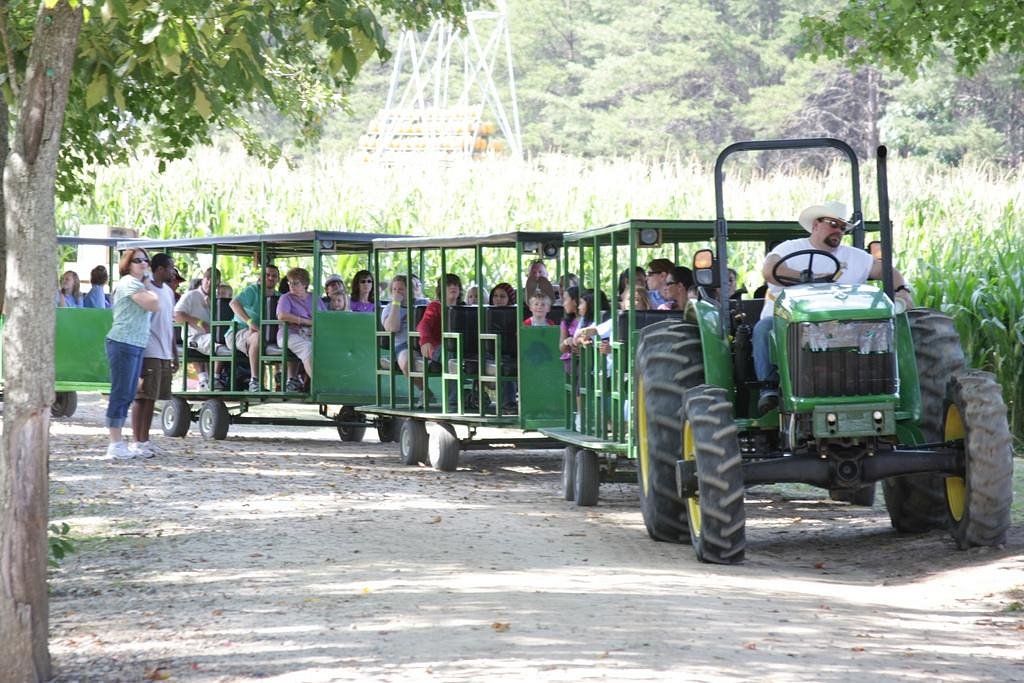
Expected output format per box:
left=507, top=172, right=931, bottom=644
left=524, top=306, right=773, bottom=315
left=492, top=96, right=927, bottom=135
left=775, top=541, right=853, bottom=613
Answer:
left=46, top=395, right=1024, bottom=682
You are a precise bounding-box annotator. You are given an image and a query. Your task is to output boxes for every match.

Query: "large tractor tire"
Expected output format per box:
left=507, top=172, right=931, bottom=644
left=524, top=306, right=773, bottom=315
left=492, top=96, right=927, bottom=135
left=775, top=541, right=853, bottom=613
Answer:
left=942, top=372, right=1014, bottom=548
left=883, top=309, right=964, bottom=533
left=633, top=321, right=702, bottom=543
left=682, top=385, right=746, bottom=564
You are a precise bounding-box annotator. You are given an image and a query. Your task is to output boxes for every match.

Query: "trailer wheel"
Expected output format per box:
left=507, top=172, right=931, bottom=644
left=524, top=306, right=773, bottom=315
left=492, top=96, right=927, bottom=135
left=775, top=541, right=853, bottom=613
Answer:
left=335, top=406, right=366, bottom=442
left=51, top=391, right=78, bottom=418
left=428, top=422, right=460, bottom=471
left=633, top=321, right=703, bottom=543
left=574, top=449, right=600, bottom=507
left=561, top=447, right=578, bottom=501
left=376, top=417, right=397, bottom=443
left=161, top=397, right=191, bottom=438
left=943, top=372, right=1013, bottom=548
left=683, top=385, right=746, bottom=564
left=198, top=399, right=230, bottom=440
left=884, top=309, right=964, bottom=532
left=399, top=419, right=428, bottom=465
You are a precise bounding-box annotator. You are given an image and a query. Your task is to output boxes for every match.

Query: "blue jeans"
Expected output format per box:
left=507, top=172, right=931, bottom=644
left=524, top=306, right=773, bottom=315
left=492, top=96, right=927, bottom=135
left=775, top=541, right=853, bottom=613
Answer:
left=106, top=339, right=145, bottom=428
left=752, top=316, right=775, bottom=383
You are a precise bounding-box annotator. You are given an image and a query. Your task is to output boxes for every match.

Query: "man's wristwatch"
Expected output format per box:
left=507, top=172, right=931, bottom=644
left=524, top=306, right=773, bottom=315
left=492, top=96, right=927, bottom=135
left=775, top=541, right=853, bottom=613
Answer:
left=895, top=284, right=913, bottom=294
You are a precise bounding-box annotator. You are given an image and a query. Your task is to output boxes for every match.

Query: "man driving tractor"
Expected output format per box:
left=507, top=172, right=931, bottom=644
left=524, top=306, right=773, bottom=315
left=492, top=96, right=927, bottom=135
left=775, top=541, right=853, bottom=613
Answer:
left=753, top=200, right=915, bottom=414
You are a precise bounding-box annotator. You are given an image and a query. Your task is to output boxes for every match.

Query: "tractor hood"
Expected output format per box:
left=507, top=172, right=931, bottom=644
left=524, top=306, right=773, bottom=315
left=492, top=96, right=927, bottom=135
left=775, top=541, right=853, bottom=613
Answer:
left=775, top=283, right=893, bottom=323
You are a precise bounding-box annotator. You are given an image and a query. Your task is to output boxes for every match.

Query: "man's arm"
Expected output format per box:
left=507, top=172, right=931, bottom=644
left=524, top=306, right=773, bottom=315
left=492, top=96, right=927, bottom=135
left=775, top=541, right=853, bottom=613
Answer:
left=868, top=261, right=914, bottom=308
left=382, top=303, right=401, bottom=332
left=762, top=253, right=809, bottom=286
left=229, top=291, right=258, bottom=331
left=174, top=295, right=209, bottom=333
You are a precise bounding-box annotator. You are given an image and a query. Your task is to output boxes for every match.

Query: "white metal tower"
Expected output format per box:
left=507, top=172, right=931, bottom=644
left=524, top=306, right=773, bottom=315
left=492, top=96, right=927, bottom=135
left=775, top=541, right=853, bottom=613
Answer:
left=359, top=0, right=522, bottom=161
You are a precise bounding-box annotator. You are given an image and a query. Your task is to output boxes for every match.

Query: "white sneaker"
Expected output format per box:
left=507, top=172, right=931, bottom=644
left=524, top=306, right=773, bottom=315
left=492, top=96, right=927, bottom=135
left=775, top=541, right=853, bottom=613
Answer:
left=130, top=441, right=157, bottom=459
left=107, top=441, right=135, bottom=460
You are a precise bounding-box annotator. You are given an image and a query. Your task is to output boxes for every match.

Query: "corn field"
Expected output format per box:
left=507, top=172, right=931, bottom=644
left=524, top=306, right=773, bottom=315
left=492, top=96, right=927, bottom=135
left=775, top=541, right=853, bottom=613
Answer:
left=57, top=147, right=1024, bottom=440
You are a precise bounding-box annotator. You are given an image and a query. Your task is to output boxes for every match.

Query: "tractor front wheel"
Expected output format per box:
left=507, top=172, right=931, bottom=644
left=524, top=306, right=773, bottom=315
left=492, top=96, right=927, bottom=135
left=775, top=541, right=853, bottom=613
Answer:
left=683, top=385, right=746, bottom=564
left=943, top=372, right=1014, bottom=548
left=633, top=321, right=702, bottom=543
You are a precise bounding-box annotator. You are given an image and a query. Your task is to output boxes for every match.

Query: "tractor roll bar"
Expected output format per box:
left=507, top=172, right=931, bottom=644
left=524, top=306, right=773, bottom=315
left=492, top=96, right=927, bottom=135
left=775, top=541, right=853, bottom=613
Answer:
left=711, top=137, right=865, bottom=338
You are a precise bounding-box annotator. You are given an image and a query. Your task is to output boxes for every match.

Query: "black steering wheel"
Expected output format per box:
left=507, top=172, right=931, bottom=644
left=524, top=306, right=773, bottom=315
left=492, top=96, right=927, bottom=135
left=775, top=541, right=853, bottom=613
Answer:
left=772, top=249, right=841, bottom=286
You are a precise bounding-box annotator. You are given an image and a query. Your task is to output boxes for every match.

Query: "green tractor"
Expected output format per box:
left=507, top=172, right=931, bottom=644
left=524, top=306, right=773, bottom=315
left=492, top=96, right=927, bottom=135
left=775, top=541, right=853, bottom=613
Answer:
left=634, top=138, right=1014, bottom=564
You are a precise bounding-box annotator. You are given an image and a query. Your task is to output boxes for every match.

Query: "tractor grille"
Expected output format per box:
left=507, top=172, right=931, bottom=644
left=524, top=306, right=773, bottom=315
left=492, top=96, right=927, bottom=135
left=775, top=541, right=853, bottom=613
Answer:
left=788, top=320, right=897, bottom=397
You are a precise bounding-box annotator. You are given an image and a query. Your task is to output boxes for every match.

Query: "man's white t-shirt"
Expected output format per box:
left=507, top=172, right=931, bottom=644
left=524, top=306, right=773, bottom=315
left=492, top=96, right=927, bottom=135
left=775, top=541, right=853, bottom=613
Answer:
left=761, top=238, right=874, bottom=320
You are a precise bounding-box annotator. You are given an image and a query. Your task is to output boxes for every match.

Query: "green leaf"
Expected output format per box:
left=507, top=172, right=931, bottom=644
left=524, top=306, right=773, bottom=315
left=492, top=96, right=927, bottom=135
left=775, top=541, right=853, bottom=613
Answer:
left=194, top=85, right=212, bottom=119
left=85, top=72, right=107, bottom=109
left=161, top=47, right=181, bottom=74
left=341, top=45, right=357, bottom=78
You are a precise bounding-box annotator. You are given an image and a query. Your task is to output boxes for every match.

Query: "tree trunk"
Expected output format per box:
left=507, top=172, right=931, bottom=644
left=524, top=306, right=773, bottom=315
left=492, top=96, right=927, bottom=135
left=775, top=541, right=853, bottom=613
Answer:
left=0, top=3, right=83, bottom=681
left=866, top=67, right=879, bottom=158
left=0, top=95, right=9, bottom=314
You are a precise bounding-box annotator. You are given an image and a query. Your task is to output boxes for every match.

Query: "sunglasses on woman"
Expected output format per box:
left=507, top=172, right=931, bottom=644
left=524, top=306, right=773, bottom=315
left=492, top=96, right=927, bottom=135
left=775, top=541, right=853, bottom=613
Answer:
left=360, top=278, right=373, bottom=284
left=131, top=257, right=149, bottom=264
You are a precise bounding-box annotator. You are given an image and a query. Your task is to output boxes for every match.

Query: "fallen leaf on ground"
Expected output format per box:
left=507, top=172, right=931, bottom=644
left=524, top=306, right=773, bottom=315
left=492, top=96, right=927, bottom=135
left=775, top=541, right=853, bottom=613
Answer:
left=491, top=622, right=510, bottom=632
left=427, top=516, right=442, bottom=524
left=144, top=667, right=172, bottom=680
left=742, top=642, right=757, bottom=650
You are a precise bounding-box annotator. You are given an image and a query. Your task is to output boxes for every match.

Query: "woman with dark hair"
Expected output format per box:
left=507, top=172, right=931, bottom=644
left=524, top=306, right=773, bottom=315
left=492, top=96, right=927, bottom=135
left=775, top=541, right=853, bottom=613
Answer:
left=83, top=265, right=110, bottom=308
left=489, top=282, right=516, bottom=306
left=105, top=247, right=160, bottom=459
left=617, top=266, right=646, bottom=298
left=349, top=269, right=375, bottom=312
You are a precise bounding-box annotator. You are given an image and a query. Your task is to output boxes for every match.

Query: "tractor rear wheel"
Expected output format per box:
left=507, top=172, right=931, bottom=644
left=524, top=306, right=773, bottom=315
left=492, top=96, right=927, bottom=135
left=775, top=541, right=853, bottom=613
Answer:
left=682, top=385, right=746, bottom=564
left=883, top=309, right=963, bottom=532
left=943, top=372, right=1013, bottom=548
left=633, top=321, right=702, bottom=543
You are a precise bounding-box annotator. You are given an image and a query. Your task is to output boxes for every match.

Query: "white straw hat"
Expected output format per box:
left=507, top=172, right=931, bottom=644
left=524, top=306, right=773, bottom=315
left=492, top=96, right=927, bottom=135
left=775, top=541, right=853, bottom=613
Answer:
left=798, top=201, right=850, bottom=232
